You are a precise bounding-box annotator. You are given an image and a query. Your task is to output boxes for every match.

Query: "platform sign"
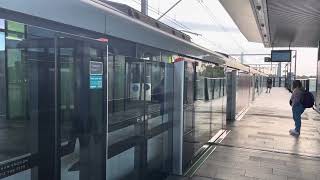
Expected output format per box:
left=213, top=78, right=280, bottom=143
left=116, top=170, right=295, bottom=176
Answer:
left=90, top=61, right=103, bottom=89
left=271, top=50, right=292, bottom=62
left=90, top=75, right=103, bottom=89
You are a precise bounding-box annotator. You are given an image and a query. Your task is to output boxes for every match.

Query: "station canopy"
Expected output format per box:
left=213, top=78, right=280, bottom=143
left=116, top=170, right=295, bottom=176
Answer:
left=219, top=0, right=320, bottom=48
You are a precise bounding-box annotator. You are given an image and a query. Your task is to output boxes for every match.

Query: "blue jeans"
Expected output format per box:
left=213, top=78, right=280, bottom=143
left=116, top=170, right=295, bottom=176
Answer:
left=292, top=103, right=305, bottom=132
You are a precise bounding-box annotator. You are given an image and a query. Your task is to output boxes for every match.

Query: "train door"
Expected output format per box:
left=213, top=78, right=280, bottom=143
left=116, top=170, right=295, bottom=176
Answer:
left=0, top=22, right=107, bottom=180
left=144, top=61, right=173, bottom=179
left=106, top=58, right=173, bottom=180
left=105, top=57, right=146, bottom=180
left=126, top=59, right=171, bottom=179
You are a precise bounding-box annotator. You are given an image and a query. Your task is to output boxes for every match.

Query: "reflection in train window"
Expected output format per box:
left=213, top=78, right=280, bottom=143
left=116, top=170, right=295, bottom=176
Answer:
left=0, top=22, right=56, bottom=171
left=182, top=62, right=226, bottom=170
left=109, top=37, right=136, bottom=58
left=137, top=44, right=161, bottom=61
left=0, top=32, right=4, bottom=51
left=0, top=19, right=4, bottom=29
left=161, top=51, right=175, bottom=63
left=7, top=20, right=25, bottom=41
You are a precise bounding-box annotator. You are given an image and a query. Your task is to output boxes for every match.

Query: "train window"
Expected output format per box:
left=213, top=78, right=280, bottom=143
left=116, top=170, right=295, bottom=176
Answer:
left=134, top=12, right=140, bottom=19
left=0, top=32, right=4, bottom=51
left=137, top=44, right=160, bottom=61
left=7, top=20, right=25, bottom=40
left=0, top=19, right=4, bottom=29
left=161, top=51, right=175, bottom=63
left=155, top=22, right=160, bottom=28
left=108, top=37, right=136, bottom=58
left=128, top=9, right=133, bottom=17
left=7, top=21, right=24, bottom=33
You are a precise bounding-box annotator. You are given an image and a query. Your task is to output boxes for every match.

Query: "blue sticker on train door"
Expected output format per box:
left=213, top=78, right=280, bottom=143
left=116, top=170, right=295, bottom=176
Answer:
left=90, top=75, right=103, bottom=89
left=90, top=61, right=103, bottom=89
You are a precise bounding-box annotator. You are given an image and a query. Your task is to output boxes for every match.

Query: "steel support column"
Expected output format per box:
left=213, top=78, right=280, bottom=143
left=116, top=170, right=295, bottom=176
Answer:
left=226, top=70, right=237, bottom=122
left=141, top=0, right=148, bottom=15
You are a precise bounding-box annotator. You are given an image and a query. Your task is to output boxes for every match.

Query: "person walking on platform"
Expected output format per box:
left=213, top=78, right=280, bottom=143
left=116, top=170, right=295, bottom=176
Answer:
left=255, top=78, right=259, bottom=93
left=266, top=77, right=272, bottom=93
left=289, top=80, right=305, bottom=136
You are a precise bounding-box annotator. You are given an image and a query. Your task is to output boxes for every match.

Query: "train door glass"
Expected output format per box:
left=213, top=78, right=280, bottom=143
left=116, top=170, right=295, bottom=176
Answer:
left=145, top=61, right=173, bottom=179
left=182, top=62, right=196, bottom=168
left=0, top=22, right=56, bottom=180
left=59, top=35, right=106, bottom=180
left=107, top=58, right=145, bottom=180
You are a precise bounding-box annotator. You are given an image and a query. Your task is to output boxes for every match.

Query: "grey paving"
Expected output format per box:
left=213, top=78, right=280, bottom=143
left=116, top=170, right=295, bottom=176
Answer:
left=193, top=88, right=320, bottom=180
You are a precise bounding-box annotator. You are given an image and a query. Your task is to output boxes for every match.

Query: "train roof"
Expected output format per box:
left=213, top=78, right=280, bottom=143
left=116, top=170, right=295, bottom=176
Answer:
left=0, top=0, right=265, bottom=75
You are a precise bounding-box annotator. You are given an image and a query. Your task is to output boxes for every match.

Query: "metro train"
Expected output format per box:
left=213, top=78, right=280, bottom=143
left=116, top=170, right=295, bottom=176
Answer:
left=0, top=1, right=266, bottom=180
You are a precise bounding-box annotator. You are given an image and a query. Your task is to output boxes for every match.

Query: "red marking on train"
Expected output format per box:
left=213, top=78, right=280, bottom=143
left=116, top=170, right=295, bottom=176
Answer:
left=96, top=38, right=109, bottom=42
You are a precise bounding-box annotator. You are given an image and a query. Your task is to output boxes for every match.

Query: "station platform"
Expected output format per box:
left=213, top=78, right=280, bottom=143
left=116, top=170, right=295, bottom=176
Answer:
left=168, top=88, right=320, bottom=180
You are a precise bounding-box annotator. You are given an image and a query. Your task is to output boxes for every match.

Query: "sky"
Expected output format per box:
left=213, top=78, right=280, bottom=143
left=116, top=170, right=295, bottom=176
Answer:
left=102, top=1, right=316, bottom=76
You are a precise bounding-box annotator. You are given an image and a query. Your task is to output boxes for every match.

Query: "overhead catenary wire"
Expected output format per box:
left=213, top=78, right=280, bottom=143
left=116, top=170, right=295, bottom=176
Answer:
left=157, top=0, right=183, bottom=20
left=195, top=0, right=246, bottom=53
left=129, top=0, right=228, bottom=52
left=130, top=0, right=192, bottom=31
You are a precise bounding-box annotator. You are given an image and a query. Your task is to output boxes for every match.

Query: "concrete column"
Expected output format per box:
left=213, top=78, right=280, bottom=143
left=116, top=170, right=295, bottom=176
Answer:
left=226, top=70, right=237, bottom=122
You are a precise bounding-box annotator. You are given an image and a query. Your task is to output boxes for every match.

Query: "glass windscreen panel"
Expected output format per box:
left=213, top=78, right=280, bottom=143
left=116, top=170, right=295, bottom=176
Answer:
left=107, top=41, right=174, bottom=179
left=59, top=36, right=107, bottom=180
left=107, top=57, right=144, bottom=179
left=0, top=20, right=56, bottom=179
left=146, top=62, right=173, bottom=176
left=236, top=71, right=251, bottom=115
left=182, top=61, right=226, bottom=170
